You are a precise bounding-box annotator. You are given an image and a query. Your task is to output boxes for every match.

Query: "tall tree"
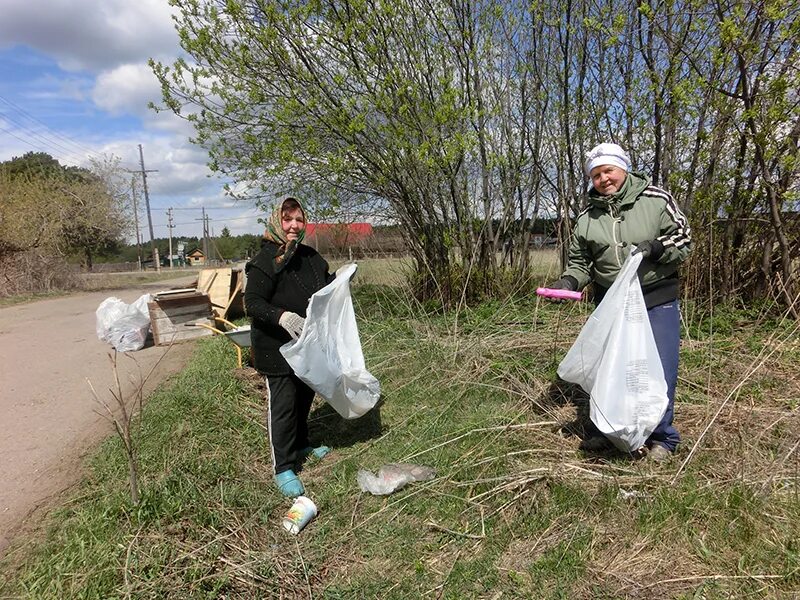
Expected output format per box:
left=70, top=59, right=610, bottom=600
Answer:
left=0, top=153, right=130, bottom=271
left=154, top=0, right=559, bottom=303
left=153, top=0, right=799, bottom=312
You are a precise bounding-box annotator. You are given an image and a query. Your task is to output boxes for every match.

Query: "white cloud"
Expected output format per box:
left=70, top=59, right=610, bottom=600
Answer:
left=0, top=1, right=272, bottom=240
left=92, top=62, right=209, bottom=139
left=0, top=0, right=178, bottom=72
left=98, top=135, right=211, bottom=196
left=92, top=63, right=160, bottom=116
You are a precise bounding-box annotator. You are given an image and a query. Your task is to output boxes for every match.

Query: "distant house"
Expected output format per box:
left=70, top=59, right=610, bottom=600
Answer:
left=530, top=234, right=558, bottom=248
left=186, top=248, right=205, bottom=266
left=305, top=223, right=374, bottom=250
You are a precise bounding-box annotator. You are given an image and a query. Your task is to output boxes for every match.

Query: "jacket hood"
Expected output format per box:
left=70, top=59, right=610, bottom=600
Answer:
left=588, top=171, right=651, bottom=210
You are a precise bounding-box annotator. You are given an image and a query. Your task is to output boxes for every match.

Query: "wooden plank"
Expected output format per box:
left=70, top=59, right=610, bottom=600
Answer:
left=148, top=296, right=216, bottom=346
left=224, top=269, right=245, bottom=319
left=149, top=304, right=212, bottom=321
left=155, top=288, right=197, bottom=297
left=206, top=268, right=233, bottom=312
left=151, top=323, right=214, bottom=346
left=151, top=294, right=212, bottom=312
left=196, top=270, right=217, bottom=294
left=149, top=313, right=213, bottom=330
left=149, top=296, right=211, bottom=316
left=221, top=278, right=242, bottom=319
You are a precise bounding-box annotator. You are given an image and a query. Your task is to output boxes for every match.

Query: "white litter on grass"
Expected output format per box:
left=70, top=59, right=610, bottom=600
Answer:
left=357, top=463, right=436, bottom=495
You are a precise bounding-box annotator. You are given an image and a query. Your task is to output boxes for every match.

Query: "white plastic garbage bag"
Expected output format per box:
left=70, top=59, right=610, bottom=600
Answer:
left=95, top=294, right=152, bottom=352
left=280, top=264, right=380, bottom=419
left=557, top=252, right=668, bottom=452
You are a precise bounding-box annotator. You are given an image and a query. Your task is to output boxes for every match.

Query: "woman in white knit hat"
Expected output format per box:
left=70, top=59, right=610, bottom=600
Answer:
left=549, top=142, right=693, bottom=462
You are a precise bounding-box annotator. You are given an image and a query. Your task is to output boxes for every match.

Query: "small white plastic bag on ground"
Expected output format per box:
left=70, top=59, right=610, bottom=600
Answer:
left=280, top=263, right=380, bottom=419
left=557, top=253, right=668, bottom=452
left=95, top=294, right=152, bottom=352
left=357, top=463, right=436, bottom=495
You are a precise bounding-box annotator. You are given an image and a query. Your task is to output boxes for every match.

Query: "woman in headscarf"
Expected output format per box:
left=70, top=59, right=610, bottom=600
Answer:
left=245, top=197, right=334, bottom=497
left=549, top=143, right=693, bottom=461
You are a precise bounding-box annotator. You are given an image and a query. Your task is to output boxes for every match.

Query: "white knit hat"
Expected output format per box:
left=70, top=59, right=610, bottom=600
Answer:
left=584, top=143, right=631, bottom=175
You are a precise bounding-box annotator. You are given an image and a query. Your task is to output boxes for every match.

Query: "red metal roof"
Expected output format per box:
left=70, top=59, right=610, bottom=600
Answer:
left=305, top=223, right=373, bottom=240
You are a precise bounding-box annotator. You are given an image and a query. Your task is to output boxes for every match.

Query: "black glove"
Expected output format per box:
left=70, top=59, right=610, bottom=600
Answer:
left=548, top=276, right=578, bottom=291
left=633, top=240, right=664, bottom=261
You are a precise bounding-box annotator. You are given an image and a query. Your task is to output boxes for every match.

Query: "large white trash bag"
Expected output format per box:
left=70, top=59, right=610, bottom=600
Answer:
left=280, top=264, right=380, bottom=419
left=557, top=252, right=668, bottom=452
left=95, top=294, right=152, bottom=352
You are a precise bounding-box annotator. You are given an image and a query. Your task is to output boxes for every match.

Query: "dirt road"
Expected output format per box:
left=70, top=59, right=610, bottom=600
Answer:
left=0, top=277, right=199, bottom=555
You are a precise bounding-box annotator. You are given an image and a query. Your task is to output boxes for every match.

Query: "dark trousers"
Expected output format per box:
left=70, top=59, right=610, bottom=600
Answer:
left=586, top=300, right=681, bottom=451
left=266, top=374, right=315, bottom=474
left=646, top=301, right=681, bottom=451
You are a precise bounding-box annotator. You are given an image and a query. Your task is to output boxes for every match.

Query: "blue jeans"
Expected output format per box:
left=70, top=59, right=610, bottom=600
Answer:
left=647, top=301, right=681, bottom=451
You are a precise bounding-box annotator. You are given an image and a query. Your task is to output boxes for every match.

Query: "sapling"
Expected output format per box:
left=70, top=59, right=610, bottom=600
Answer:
left=87, top=348, right=170, bottom=505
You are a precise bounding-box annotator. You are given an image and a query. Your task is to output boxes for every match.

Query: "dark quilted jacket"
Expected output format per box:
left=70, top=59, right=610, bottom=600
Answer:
left=244, top=242, right=332, bottom=375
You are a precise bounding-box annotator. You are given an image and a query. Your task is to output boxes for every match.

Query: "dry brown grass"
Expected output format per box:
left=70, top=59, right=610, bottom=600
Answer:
left=370, top=294, right=800, bottom=597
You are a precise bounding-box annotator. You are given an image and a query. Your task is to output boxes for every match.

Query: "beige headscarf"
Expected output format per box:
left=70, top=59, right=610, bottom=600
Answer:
left=262, top=197, right=307, bottom=273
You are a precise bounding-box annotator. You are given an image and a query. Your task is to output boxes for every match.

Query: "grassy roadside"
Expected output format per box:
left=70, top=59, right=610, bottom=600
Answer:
left=0, top=270, right=200, bottom=308
left=1, top=278, right=798, bottom=597
left=0, top=256, right=409, bottom=308
left=79, top=269, right=200, bottom=291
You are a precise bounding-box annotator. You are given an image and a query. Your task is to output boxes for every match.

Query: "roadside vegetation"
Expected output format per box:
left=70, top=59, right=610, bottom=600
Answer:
left=0, top=270, right=201, bottom=308
left=78, top=269, right=200, bottom=291
left=155, top=0, right=799, bottom=312
left=1, top=257, right=797, bottom=598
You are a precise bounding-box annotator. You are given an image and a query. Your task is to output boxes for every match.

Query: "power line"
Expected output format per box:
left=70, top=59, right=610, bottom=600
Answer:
left=0, top=94, right=101, bottom=157
left=167, top=206, right=262, bottom=211
left=152, top=214, right=266, bottom=227
left=0, top=121, right=87, bottom=166
left=0, top=94, right=139, bottom=170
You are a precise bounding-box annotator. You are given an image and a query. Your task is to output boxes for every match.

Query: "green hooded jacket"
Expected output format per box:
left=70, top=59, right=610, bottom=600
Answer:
left=562, top=171, right=692, bottom=307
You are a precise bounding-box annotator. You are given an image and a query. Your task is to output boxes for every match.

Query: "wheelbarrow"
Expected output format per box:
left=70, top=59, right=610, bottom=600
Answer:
left=194, top=317, right=251, bottom=368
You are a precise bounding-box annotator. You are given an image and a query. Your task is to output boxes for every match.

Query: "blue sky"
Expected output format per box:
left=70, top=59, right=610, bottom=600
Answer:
left=0, top=0, right=268, bottom=241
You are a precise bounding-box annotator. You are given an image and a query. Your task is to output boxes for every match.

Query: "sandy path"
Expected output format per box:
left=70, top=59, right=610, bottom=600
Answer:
left=0, top=277, right=200, bottom=555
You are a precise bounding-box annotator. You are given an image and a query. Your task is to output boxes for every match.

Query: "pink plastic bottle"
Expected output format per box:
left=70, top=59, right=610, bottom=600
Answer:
left=536, top=287, right=583, bottom=301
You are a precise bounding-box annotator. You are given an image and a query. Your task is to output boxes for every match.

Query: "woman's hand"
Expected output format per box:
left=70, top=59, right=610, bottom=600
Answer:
left=544, top=276, right=579, bottom=303
left=632, top=240, right=664, bottom=260
left=548, top=277, right=578, bottom=291
left=279, top=311, right=305, bottom=340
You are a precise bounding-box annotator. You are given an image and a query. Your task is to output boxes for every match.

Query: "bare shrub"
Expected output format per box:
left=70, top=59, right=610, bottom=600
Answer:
left=0, top=250, right=83, bottom=298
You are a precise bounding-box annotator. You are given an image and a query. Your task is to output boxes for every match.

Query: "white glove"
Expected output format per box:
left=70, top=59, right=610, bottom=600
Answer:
left=278, top=311, right=305, bottom=340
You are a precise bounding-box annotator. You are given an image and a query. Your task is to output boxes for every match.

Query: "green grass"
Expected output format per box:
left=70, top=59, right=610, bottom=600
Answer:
left=330, top=257, right=412, bottom=288
left=1, top=283, right=798, bottom=598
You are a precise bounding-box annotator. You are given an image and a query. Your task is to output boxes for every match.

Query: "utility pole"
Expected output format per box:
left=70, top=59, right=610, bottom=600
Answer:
left=130, top=175, right=143, bottom=271
left=207, top=214, right=214, bottom=263
left=166, top=207, right=175, bottom=270
left=136, top=144, right=160, bottom=271
left=197, top=208, right=210, bottom=265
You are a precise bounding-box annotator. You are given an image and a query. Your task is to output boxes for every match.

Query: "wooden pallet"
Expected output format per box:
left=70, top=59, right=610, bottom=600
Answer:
left=148, top=291, right=215, bottom=346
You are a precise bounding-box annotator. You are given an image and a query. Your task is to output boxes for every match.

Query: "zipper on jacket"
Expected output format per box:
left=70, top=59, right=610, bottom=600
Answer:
left=609, top=204, right=623, bottom=267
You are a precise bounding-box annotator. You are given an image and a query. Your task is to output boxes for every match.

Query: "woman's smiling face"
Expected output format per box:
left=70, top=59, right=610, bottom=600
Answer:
left=281, top=208, right=306, bottom=241
left=590, top=164, right=627, bottom=196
